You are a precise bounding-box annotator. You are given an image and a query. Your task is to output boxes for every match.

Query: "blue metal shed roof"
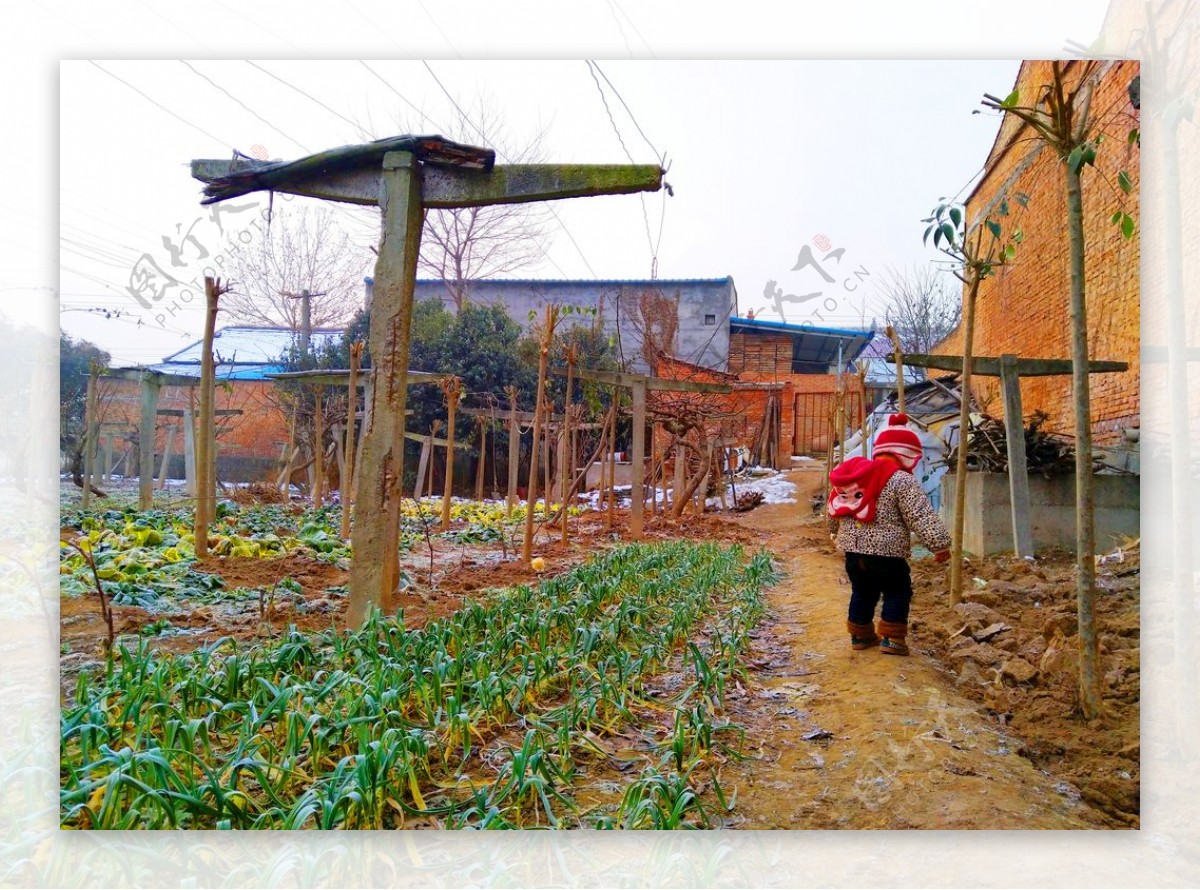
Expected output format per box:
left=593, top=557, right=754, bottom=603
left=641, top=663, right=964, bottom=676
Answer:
left=729, top=316, right=874, bottom=368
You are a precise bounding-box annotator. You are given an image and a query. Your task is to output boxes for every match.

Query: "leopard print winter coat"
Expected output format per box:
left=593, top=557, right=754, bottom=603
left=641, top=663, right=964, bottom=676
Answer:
left=829, top=469, right=951, bottom=559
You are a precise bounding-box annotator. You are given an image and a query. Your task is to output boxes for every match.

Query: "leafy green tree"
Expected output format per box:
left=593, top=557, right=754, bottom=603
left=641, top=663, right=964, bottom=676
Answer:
left=981, top=62, right=1138, bottom=720
left=60, top=332, right=110, bottom=452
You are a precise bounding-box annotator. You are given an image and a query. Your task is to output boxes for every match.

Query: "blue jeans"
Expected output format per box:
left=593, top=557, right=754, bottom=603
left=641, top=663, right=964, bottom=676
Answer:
left=845, top=553, right=913, bottom=626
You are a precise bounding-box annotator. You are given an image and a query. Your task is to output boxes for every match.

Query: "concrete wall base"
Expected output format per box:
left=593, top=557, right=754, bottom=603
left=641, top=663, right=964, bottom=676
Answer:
left=939, top=472, right=1139, bottom=556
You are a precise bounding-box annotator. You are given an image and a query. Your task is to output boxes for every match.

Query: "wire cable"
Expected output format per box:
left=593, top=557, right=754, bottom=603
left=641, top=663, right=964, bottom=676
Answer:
left=245, top=60, right=370, bottom=137
left=180, top=60, right=311, bottom=153
left=88, top=61, right=233, bottom=149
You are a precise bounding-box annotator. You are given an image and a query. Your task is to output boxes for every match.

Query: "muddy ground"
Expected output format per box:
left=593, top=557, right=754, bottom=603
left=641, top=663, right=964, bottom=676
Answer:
left=59, top=468, right=1138, bottom=829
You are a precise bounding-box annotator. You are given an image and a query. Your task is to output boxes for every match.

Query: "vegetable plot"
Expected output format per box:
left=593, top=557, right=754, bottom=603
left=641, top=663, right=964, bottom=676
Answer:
left=61, top=541, right=778, bottom=829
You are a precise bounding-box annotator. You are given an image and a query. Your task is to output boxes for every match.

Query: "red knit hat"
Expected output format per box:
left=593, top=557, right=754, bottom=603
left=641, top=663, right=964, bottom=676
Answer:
left=874, top=413, right=922, bottom=471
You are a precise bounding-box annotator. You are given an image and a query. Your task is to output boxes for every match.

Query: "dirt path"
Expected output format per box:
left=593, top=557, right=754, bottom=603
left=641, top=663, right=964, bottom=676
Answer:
left=719, top=468, right=1106, bottom=829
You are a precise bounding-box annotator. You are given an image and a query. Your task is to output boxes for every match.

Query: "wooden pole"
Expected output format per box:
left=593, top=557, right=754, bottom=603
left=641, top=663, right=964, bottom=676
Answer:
left=561, top=348, right=576, bottom=543
left=474, top=417, right=487, bottom=502
left=886, top=324, right=906, bottom=413
left=348, top=151, right=423, bottom=622
left=542, top=398, right=552, bottom=515
left=999, top=354, right=1034, bottom=559
left=414, top=428, right=434, bottom=500
left=506, top=386, right=520, bottom=518
left=440, top=376, right=461, bottom=530
left=81, top=366, right=99, bottom=508
left=630, top=379, right=647, bottom=539
left=312, top=384, right=325, bottom=508
left=522, top=305, right=558, bottom=564
left=194, top=277, right=221, bottom=559
left=341, top=341, right=362, bottom=539
left=949, top=272, right=981, bottom=606
left=1065, top=157, right=1102, bottom=719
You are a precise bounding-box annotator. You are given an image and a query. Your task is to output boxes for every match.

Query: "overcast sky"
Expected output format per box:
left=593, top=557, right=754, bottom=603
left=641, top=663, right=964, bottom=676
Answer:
left=6, top=2, right=1113, bottom=367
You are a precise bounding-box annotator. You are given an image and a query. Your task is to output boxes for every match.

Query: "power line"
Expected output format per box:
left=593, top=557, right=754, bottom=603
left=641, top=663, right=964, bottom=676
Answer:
left=179, top=60, right=311, bottom=153
left=359, top=61, right=445, bottom=133
left=244, top=60, right=369, bottom=137
left=422, top=61, right=599, bottom=278
left=587, top=60, right=663, bottom=163
left=584, top=60, right=657, bottom=278
left=88, top=61, right=233, bottom=149
left=608, top=0, right=658, bottom=58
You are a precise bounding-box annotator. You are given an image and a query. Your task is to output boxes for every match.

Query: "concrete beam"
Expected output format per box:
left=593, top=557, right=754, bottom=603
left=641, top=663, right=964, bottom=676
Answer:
left=193, top=160, right=663, bottom=209
left=903, top=353, right=1128, bottom=377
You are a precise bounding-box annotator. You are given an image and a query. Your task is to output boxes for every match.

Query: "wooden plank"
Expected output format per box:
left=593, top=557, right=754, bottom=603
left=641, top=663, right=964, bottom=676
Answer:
left=902, top=353, right=1128, bottom=377
left=1000, top=354, right=1034, bottom=559
left=105, top=368, right=199, bottom=388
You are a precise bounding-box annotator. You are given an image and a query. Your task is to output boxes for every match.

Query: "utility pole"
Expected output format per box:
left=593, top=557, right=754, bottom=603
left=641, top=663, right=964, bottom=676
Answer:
left=281, top=288, right=324, bottom=353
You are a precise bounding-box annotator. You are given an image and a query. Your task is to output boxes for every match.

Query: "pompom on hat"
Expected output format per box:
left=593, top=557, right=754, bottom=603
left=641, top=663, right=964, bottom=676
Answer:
left=873, top=413, right=922, bottom=471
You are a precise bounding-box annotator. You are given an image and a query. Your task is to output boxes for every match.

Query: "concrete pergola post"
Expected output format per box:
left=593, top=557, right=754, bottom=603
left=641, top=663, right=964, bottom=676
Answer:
left=195, top=140, right=663, bottom=622
left=902, top=351, right=1128, bottom=558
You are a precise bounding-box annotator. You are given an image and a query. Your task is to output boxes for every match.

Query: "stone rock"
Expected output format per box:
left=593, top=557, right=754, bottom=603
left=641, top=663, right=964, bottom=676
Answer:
left=972, top=621, right=1011, bottom=642
left=1042, top=612, right=1079, bottom=639
left=953, top=601, right=1005, bottom=632
left=1000, top=657, right=1038, bottom=684
left=1018, top=635, right=1048, bottom=665
left=965, top=590, right=1001, bottom=608
left=951, top=641, right=1005, bottom=667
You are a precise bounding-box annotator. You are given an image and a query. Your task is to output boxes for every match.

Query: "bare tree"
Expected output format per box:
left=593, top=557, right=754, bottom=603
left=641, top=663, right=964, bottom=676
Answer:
left=876, top=264, right=963, bottom=355
left=222, top=205, right=372, bottom=328
left=399, top=96, right=553, bottom=311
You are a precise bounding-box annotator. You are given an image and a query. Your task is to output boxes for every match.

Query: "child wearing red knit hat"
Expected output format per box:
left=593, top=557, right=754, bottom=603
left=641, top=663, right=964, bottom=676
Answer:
left=827, top=413, right=951, bottom=655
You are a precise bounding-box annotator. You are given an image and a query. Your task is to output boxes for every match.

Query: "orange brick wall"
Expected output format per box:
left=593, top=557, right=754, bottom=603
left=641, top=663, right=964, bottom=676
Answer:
left=728, top=332, right=794, bottom=375
left=936, top=59, right=1140, bottom=446
left=655, top=355, right=864, bottom=460
left=95, top=378, right=294, bottom=481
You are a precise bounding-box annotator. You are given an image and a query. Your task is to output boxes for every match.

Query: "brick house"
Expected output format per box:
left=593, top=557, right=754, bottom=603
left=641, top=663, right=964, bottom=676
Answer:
left=935, top=59, right=1140, bottom=447
left=101, top=326, right=344, bottom=483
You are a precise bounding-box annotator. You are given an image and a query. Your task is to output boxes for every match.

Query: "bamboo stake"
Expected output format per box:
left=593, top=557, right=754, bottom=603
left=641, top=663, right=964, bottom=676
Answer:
left=522, top=305, right=558, bottom=564
left=440, top=375, right=461, bottom=530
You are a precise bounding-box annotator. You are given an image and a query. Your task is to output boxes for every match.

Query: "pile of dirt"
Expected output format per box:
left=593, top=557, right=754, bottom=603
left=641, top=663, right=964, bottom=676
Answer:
left=910, top=542, right=1140, bottom=827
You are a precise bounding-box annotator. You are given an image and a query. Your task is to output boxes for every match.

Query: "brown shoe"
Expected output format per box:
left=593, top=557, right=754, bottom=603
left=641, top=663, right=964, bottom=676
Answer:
left=876, top=620, right=910, bottom=656
left=848, top=620, right=879, bottom=651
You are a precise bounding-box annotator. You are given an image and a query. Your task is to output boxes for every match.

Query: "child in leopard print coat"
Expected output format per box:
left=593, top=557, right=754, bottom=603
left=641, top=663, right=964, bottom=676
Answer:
left=827, top=414, right=951, bottom=656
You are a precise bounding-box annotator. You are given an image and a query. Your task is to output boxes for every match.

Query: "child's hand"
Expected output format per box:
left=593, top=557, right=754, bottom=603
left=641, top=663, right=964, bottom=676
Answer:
left=934, top=549, right=950, bottom=563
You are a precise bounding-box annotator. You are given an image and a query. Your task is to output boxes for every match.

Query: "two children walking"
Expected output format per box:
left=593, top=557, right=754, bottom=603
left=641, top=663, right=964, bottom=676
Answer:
left=827, top=413, right=950, bottom=656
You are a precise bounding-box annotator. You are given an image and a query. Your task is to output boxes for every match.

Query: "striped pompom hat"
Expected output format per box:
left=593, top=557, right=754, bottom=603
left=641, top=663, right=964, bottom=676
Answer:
left=873, top=413, right=922, bottom=471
